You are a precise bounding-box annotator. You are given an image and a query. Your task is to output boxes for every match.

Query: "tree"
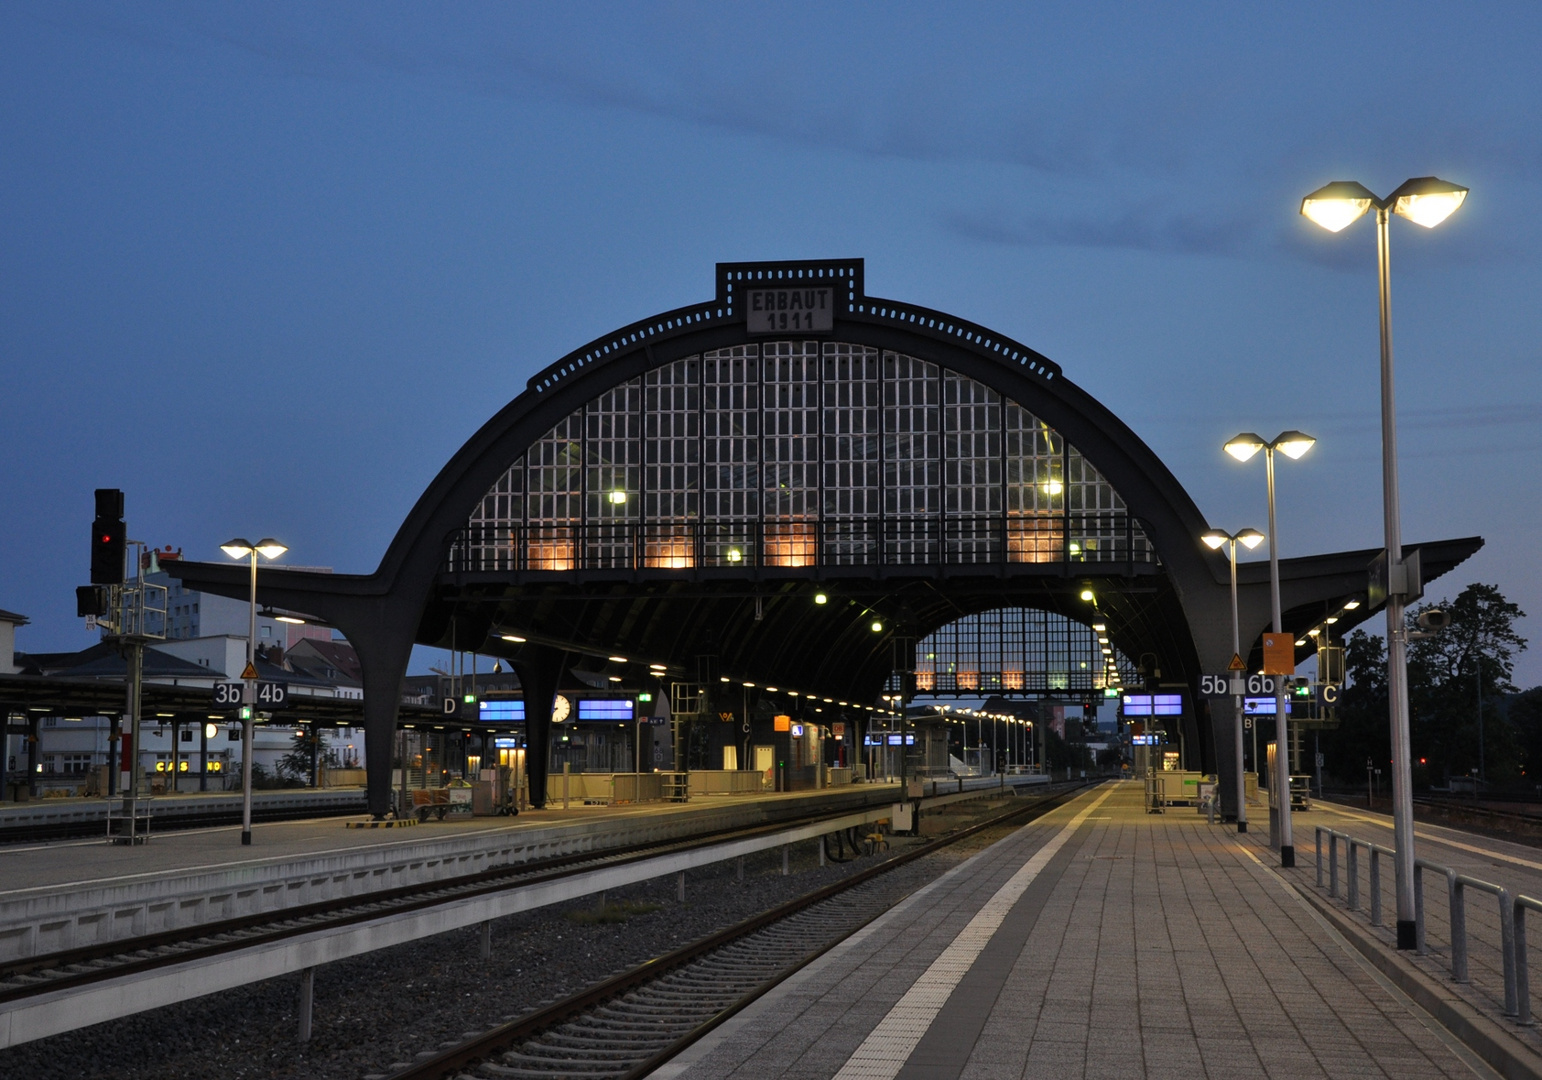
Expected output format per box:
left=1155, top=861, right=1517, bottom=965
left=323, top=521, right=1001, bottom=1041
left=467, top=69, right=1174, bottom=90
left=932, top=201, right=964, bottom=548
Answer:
left=276, top=726, right=336, bottom=786
left=1407, top=583, right=1527, bottom=787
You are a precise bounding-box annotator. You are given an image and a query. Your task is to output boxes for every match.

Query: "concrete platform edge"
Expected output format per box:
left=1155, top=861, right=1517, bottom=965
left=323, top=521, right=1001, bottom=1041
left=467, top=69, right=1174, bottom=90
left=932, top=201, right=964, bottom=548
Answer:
left=1284, top=864, right=1542, bottom=1080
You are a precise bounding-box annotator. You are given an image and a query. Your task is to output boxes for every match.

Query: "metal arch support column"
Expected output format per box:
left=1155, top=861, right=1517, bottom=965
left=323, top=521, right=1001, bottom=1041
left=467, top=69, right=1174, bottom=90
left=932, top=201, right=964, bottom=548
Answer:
left=513, top=644, right=566, bottom=810
left=350, top=613, right=419, bottom=819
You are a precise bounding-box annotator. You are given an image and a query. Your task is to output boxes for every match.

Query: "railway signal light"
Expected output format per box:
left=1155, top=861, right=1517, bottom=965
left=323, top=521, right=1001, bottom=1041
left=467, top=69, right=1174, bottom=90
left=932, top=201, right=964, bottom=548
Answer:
left=90, top=488, right=126, bottom=585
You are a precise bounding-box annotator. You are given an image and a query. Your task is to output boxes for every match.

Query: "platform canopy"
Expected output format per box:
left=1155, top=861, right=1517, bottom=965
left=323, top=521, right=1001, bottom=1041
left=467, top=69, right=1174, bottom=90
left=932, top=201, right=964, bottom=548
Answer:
left=164, top=260, right=1481, bottom=815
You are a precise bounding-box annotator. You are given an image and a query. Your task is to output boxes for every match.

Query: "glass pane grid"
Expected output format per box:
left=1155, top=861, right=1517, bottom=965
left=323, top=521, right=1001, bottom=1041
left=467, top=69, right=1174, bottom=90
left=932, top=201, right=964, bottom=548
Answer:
left=450, top=344, right=1154, bottom=572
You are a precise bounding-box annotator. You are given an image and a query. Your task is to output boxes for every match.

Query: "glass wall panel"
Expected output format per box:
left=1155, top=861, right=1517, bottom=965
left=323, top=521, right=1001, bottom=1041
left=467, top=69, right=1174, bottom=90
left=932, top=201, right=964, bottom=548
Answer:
left=702, top=346, right=760, bottom=566
left=457, top=342, right=1151, bottom=572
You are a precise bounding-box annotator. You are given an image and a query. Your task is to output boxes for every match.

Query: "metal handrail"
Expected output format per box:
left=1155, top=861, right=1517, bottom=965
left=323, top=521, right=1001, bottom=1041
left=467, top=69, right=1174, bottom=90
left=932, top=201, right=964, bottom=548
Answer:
left=1513, top=896, right=1542, bottom=1025
left=1314, top=825, right=1518, bottom=1017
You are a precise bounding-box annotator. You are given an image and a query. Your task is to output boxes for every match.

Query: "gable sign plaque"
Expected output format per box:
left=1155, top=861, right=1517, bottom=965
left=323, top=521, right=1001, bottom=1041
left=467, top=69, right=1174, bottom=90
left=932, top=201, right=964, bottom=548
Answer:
left=745, top=287, right=833, bottom=334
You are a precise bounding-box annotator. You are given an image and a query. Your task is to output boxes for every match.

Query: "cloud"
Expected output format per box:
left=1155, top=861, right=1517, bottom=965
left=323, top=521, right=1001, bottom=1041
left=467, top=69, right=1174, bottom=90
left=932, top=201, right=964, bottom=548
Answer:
left=943, top=204, right=1261, bottom=259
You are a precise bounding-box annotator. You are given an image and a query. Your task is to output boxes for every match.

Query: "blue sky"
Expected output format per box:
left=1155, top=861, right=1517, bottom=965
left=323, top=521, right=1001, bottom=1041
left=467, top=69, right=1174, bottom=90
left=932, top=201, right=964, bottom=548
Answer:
left=3, top=3, right=1539, bottom=683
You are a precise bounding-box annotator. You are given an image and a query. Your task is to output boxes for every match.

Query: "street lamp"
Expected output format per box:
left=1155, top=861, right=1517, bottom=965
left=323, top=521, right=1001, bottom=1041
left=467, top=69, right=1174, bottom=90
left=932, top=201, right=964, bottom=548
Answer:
left=1301, top=174, right=1467, bottom=950
left=221, top=537, right=287, bottom=846
left=1225, top=432, right=1314, bottom=866
left=1201, top=527, right=1265, bottom=833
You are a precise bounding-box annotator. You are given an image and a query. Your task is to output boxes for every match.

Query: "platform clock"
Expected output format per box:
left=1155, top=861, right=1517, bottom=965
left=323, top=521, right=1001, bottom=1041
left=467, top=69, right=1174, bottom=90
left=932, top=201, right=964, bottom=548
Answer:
left=552, top=694, right=571, bottom=723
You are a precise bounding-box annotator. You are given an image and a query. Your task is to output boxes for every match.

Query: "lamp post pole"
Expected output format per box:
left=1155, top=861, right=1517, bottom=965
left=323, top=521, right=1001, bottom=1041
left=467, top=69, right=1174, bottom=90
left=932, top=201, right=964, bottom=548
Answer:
left=1264, top=445, right=1293, bottom=865
left=222, top=537, right=286, bottom=847
left=241, top=548, right=257, bottom=846
left=1203, top=527, right=1263, bottom=833
left=1225, top=433, right=1312, bottom=869
left=1301, top=174, right=1466, bottom=950
left=1374, top=201, right=1423, bottom=946
left=1226, top=537, right=1247, bottom=833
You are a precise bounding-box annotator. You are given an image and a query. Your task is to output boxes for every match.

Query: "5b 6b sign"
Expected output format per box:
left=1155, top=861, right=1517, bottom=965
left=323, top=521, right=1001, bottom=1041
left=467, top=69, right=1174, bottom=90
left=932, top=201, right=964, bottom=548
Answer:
left=1200, top=673, right=1279, bottom=697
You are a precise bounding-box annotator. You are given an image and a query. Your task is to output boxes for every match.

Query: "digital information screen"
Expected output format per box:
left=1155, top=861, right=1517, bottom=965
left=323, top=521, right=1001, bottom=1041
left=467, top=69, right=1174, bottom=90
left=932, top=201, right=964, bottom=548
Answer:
left=578, top=699, right=635, bottom=721
left=1121, top=694, right=1182, bottom=716
left=478, top=699, right=526, bottom=723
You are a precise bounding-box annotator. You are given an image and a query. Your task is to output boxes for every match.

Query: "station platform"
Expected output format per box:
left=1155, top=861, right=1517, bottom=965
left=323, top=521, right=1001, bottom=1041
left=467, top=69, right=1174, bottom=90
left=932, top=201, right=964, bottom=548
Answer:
left=659, top=782, right=1524, bottom=1080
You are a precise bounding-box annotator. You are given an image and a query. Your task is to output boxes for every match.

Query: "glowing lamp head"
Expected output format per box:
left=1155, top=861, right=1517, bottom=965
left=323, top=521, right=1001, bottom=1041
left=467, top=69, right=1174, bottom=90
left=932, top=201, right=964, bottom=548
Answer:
left=1389, top=176, right=1468, bottom=228
left=220, top=539, right=254, bottom=560
left=813, top=592, right=828, bottom=605
left=1079, top=589, right=1095, bottom=602
left=1224, top=433, right=1266, bottom=462
left=608, top=490, right=627, bottom=505
left=1300, top=180, right=1377, bottom=232
left=1237, top=528, right=1266, bottom=550
left=1272, top=431, right=1316, bottom=460
left=870, top=620, right=884, bottom=633
left=1200, top=531, right=1229, bottom=551
left=254, top=539, right=288, bottom=560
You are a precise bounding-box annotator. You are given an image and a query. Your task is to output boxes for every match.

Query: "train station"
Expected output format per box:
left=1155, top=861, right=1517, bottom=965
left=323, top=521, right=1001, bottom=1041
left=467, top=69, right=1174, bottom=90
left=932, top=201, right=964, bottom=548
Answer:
left=5, top=258, right=1535, bottom=1080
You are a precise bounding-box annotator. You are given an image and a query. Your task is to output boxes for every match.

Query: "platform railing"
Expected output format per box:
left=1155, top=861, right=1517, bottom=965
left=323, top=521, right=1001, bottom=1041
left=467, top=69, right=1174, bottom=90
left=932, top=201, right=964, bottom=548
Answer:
left=1314, top=825, right=1519, bottom=1017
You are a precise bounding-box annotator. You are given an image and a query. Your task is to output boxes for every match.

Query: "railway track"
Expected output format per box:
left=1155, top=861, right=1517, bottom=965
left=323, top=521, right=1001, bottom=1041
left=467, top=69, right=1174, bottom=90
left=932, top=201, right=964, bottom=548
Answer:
left=373, top=783, right=1091, bottom=1080
left=0, top=791, right=942, bottom=1005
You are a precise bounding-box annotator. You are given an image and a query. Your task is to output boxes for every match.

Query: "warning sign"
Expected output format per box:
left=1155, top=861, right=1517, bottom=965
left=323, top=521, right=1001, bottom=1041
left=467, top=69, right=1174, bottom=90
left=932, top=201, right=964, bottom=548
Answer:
left=240, top=661, right=259, bottom=680
left=1261, top=633, right=1295, bottom=676
left=1228, top=653, right=1246, bottom=672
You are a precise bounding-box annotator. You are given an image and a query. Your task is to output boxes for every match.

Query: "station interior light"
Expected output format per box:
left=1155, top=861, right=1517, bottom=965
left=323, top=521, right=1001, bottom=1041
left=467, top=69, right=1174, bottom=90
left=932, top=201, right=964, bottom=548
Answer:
left=871, top=620, right=884, bottom=633
left=608, top=490, right=627, bottom=505
left=814, top=592, right=828, bottom=605
left=275, top=615, right=305, bottom=625
left=1343, top=600, right=1361, bottom=610
left=501, top=634, right=526, bottom=643
left=1079, top=589, right=1095, bottom=602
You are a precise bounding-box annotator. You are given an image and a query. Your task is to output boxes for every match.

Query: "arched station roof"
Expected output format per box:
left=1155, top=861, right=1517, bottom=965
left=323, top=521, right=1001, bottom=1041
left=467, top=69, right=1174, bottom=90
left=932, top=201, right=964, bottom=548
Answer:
left=165, top=258, right=1481, bottom=810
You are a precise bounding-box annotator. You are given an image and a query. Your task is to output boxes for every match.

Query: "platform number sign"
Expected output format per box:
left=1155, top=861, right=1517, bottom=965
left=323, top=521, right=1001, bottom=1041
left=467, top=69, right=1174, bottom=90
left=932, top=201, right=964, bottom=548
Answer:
left=255, top=682, right=288, bottom=707
left=214, top=681, right=289, bottom=709
left=1200, top=674, right=1279, bottom=697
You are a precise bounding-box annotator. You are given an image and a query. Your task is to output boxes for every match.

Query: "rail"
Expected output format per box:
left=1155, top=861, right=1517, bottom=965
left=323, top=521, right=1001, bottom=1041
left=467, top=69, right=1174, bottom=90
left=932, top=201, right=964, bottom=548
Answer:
left=1314, top=826, right=1519, bottom=1018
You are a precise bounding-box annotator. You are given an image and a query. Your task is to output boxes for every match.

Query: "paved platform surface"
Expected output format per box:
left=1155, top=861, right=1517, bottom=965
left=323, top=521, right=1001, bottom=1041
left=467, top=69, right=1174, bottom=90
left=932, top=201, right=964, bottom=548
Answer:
left=0, top=784, right=899, bottom=897
left=659, top=782, right=1493, bottom=1080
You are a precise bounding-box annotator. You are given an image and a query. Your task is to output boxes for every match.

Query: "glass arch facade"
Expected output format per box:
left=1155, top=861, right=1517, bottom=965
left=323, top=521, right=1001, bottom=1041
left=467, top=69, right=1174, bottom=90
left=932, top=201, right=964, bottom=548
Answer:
left=910, top=607, right=1136, bottom=695
left=451, top=343, right=1154, bottom=572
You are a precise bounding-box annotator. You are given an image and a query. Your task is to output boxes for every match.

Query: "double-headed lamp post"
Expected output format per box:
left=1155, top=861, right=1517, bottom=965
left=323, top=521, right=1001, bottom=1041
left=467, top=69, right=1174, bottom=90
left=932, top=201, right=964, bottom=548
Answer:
left=1201, top=527, right=1266, bottom=834
left=221, top=538, right=288, bottom=846
left=1301, top=175, right=1467, bottom=944
left=1300, top=175, right=1467, bottom=950
left=1224, top=431, right=1314, bottom=867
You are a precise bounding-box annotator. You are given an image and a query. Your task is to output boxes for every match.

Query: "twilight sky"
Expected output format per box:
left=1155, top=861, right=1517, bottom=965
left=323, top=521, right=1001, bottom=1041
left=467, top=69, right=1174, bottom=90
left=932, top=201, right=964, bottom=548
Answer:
left=3, top=3, right=1539, bottom=685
